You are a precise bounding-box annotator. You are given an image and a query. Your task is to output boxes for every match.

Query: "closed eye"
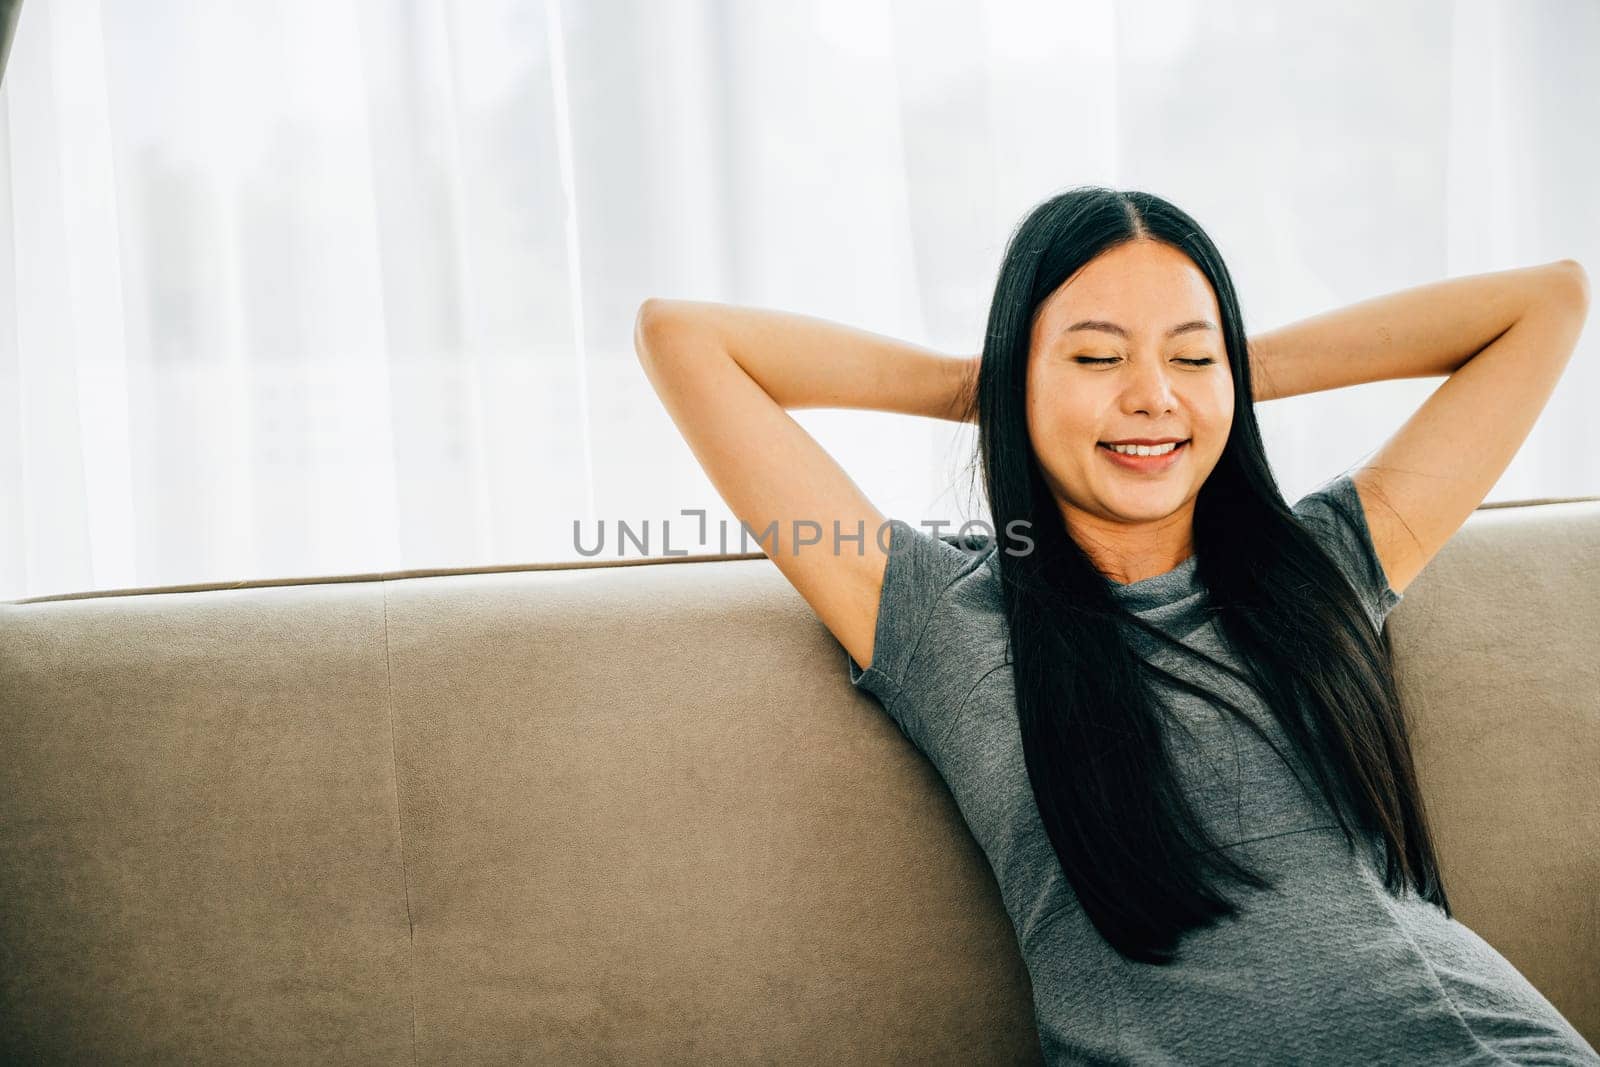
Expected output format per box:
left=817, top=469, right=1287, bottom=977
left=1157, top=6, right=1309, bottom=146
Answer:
left=1072, top=357, right=1216, bottom=366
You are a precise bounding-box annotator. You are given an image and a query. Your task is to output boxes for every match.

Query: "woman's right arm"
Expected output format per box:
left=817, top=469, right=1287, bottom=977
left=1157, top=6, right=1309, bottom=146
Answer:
left=632, top=298, right=977, bottom=671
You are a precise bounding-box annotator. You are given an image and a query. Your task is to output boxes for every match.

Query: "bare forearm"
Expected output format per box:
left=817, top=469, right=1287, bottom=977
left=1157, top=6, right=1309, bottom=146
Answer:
left=1247, top=260, right=1587, bottom=403
left=634, top=298, right=978, bottom=422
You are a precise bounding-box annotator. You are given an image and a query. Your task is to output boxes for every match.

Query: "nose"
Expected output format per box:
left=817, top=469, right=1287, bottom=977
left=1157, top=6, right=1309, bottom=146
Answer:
left=1121, top=353, right=1178, bottom=416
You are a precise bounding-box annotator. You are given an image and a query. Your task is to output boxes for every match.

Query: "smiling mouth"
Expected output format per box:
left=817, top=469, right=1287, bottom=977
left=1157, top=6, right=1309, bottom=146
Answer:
left=1096, top=439, right=1190, bottom=468
left=1097, top=439, right=1190, bottom=454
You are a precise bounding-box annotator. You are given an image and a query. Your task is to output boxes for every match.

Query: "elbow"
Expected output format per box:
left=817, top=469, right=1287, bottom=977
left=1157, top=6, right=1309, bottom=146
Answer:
left=1550, top=259, right=1591, bottom=314
left=635, top=298, right=721, bottom=367
left=633, top=298, right=688, bottom=362
left=633, top=299, right=666, bottom=361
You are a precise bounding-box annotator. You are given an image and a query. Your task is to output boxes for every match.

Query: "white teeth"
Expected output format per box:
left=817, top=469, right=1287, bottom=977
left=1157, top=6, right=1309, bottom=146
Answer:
left=1107, top=441, right=1179, bottom=456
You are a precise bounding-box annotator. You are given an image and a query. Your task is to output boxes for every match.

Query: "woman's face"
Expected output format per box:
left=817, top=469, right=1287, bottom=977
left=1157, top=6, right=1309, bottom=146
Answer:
left=1026, top=239, right=1234, bottom=538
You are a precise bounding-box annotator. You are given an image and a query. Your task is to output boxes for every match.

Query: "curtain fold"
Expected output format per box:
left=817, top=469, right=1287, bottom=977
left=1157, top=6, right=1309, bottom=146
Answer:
left=2, top=0, right=1595, bottom=600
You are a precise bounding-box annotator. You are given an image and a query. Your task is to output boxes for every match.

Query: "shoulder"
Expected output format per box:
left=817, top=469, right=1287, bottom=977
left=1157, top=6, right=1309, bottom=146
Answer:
left=1291, top=471, right=1403, bottom=633
left=846, top=520, right=1008, bottom=751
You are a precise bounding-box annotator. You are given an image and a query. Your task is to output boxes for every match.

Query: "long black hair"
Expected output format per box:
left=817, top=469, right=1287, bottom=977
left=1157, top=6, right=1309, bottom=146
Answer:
left=958, top=186, right=1450, bottom=965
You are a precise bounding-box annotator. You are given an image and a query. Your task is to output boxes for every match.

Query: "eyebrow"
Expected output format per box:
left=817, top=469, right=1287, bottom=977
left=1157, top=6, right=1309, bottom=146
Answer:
left=1062, top=319, right=1218, bottom=339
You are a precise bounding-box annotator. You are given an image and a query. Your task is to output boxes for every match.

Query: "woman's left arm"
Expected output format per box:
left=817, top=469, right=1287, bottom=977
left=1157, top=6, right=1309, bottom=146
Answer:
left=1247, top=259, right=1590, bottom=595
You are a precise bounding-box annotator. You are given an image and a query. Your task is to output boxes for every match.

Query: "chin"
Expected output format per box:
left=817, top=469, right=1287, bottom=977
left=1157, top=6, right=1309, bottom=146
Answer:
left=1102, top=480, right=1194, bottom=510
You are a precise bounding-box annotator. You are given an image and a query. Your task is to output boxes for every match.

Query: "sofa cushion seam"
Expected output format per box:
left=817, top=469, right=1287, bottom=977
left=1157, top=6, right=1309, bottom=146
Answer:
left=381, top=582, right=419, bottom=1066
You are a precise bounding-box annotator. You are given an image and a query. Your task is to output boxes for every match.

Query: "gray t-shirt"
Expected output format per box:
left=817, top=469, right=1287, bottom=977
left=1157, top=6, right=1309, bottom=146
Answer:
left=847, top=472, right=1599, bottom=1065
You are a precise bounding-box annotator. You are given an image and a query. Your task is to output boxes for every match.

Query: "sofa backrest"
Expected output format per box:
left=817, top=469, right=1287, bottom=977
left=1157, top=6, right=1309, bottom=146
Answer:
left=2, top=496, right=1597, bottom=1063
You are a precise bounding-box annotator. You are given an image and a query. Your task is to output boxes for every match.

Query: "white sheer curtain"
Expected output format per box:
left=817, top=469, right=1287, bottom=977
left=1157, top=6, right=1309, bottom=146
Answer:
left=1, top=0, right=1595, bottom=600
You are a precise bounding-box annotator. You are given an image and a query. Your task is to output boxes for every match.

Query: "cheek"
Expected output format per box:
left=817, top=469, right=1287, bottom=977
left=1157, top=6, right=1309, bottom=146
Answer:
left=1190, top=379, right=1233, bottom=425
left=1198, top=392, right=1234, bottom=455
left=1029, top=403, right=1099, bottom=452
left=1202, top=396, right=1231, bottom=426
left=1032, top=370, right=1099, bottom=423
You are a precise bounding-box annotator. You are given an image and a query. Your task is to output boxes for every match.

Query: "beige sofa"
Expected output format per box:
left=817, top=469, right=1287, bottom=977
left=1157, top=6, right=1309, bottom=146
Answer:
left=2, top=492, right=1597, bottom=1064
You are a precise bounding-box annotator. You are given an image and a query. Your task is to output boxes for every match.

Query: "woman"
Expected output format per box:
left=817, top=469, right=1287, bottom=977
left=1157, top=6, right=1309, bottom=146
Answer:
left=634, top=186, right=1596, bottom=1064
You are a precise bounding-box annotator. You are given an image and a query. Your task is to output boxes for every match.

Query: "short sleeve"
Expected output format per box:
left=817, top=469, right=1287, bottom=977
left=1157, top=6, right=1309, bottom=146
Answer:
left=845, top=519, right=977, bottom=712
left=1292, top=471, right=1403, bottom=633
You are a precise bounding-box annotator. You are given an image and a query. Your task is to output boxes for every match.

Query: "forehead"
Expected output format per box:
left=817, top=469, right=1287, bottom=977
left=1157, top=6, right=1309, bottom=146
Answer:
left=1033, top=241, right=1220, bottom=339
